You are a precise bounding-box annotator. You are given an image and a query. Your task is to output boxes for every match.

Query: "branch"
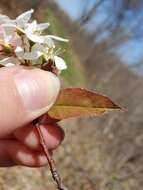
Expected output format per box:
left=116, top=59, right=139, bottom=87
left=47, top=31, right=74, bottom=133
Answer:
left=35, top=120, right=67, bottom=190
left=78, top=0, right=106, bottom=26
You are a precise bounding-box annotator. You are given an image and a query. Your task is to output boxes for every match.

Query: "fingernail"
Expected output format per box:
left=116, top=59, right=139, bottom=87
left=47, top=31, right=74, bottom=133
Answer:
left=14, top=69, right=60, bottom=118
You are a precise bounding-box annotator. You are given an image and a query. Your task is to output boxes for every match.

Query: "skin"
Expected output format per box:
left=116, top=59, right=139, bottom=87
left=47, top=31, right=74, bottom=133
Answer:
left=0, top=66, right=64, bottom=167
left=0, top=122, right=64, bottom=167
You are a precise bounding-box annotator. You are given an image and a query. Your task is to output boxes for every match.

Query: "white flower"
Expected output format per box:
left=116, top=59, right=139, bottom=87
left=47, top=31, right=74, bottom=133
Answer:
left=0, top=26, right=22, bottom=52
left=24, top=43, right=51, bottom=60
left=46, top=35, right=69, bottom=42
left=0, top=10, right=34, bottom=39
left=0, top=9, right=68, bottom=72
left=24, top=20, right=68, bottom=44
left=23, top=43, right=43, bottom=60
left=24, top=43, right=67, bottom=70
left=1, top=9, right=34, bottom=29
left=15, top=9, right=34, bottom=28
left=0, top=57, right=20, bottom=66
left=0, top=14, right=12, bottom=25
left=24, top=20, right=50, bottom=43
left=0, top=45, right=25, bottom=67
left=54, top=56, right=67, bottom=70
left=1, top=11, right=53, bottom=45
left=15, top=46, right=24, bottom=58
left=1, top=10, right=68, bottom=46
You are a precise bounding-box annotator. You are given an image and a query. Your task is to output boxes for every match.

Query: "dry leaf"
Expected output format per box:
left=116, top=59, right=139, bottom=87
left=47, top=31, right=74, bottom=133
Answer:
left=48, top=88, right=121, bottom=120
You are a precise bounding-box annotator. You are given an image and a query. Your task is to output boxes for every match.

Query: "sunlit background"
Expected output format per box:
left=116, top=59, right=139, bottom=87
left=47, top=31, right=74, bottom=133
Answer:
left=0, top=1, right=143, bottom=190
left=57, top=0, right=143, bottom=69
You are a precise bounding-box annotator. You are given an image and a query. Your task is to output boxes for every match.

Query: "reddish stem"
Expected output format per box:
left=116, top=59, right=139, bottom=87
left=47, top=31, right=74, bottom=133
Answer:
left=35, top=122, right=67, bottom=190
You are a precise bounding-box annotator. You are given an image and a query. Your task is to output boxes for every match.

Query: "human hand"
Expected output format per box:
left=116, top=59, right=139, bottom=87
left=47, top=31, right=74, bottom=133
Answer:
left=0, top=66, right=64, bottom=167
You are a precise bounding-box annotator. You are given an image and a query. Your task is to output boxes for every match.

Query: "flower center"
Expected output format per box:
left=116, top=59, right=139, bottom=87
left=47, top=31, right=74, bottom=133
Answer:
left=3, top=44, right=13, bottom=53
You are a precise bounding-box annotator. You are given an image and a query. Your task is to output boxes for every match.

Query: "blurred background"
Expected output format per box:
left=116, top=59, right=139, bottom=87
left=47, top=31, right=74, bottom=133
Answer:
left=0, top=0, right=143, bottom=190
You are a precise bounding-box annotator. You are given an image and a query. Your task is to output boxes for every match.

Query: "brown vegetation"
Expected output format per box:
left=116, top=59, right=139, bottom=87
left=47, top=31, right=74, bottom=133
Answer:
left=0, top=1, right=143, bottom=190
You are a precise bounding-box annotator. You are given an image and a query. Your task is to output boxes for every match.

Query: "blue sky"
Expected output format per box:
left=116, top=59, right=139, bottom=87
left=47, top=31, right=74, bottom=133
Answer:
left=57, top=0, right=81, bottom=19
left=57, top=0, right=143, bottom=67
left=57, top=0, right=97, bottom=19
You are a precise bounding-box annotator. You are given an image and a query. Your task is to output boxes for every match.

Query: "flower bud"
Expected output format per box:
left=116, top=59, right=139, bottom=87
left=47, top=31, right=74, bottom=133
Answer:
left=3, top=44, right=13, bottom=54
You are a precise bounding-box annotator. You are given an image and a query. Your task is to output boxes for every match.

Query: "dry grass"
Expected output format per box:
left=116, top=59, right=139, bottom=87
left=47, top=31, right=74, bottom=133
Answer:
left=0, top=1, right=143, bottom=190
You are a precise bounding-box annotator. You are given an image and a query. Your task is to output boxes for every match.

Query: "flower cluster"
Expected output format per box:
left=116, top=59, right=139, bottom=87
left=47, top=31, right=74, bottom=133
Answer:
left=0, top=9, right=68, bottom=73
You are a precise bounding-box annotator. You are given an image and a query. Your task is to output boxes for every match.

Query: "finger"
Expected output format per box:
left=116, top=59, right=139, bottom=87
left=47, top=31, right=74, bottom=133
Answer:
left=0, top=133, right=16, bottom=139
left=0, top=66, right=60, bottom=137
left=38, top=113, right=60, bottom=124
left=14, top=123, right=64, bottom=150
left=0, top=140, right=15, bottom=167
left=0, top=140, right=49, bottom=167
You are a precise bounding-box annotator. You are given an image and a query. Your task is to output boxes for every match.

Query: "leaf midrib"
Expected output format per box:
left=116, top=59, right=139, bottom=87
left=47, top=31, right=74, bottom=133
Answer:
left=52, top=104, right=119, bottom=110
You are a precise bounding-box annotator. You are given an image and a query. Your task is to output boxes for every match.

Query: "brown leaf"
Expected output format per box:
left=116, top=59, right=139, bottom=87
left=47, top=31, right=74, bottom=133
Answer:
left=48, top=88, right=121, bottom=120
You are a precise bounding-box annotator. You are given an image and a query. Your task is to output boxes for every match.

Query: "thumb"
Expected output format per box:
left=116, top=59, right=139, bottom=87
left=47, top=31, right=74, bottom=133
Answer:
left=0, top=66, right=60, bottom=137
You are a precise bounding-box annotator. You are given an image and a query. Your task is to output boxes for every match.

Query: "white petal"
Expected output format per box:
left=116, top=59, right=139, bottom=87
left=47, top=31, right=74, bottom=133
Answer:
left=32, top=43, right=44, bottom=52
left=4, top=62, right=15, bottom=67
left=44, top=37, right=55, bottom=48
left=0, top=26, right=4, bottom=40
left=26, top=33, right=45, bottom=43
left=15, top=46, right=24, bottom=57
left=36, top=23, right=50, bottom=31
left=4, top=35, right=12, bottom=43
left=23, top=51, right=43, bottom=60
left=16, top=9, right=34, bottom=27
left=2, top=23, right=16, bottom=27
left=47, top=35, right=69, bottom=42
left=2, top=23, right=16, bottom=36
left=0, top=14, right=12, bottom=24
left=0, top=57, right=20, bottom=66
left=54, top=56, right=67, bottom=70
left=25, top=20, right=37, bottom=33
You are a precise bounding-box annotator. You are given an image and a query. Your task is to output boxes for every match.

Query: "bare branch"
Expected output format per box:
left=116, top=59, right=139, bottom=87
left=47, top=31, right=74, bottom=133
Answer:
left=78, top=0, right=106, bottom=26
